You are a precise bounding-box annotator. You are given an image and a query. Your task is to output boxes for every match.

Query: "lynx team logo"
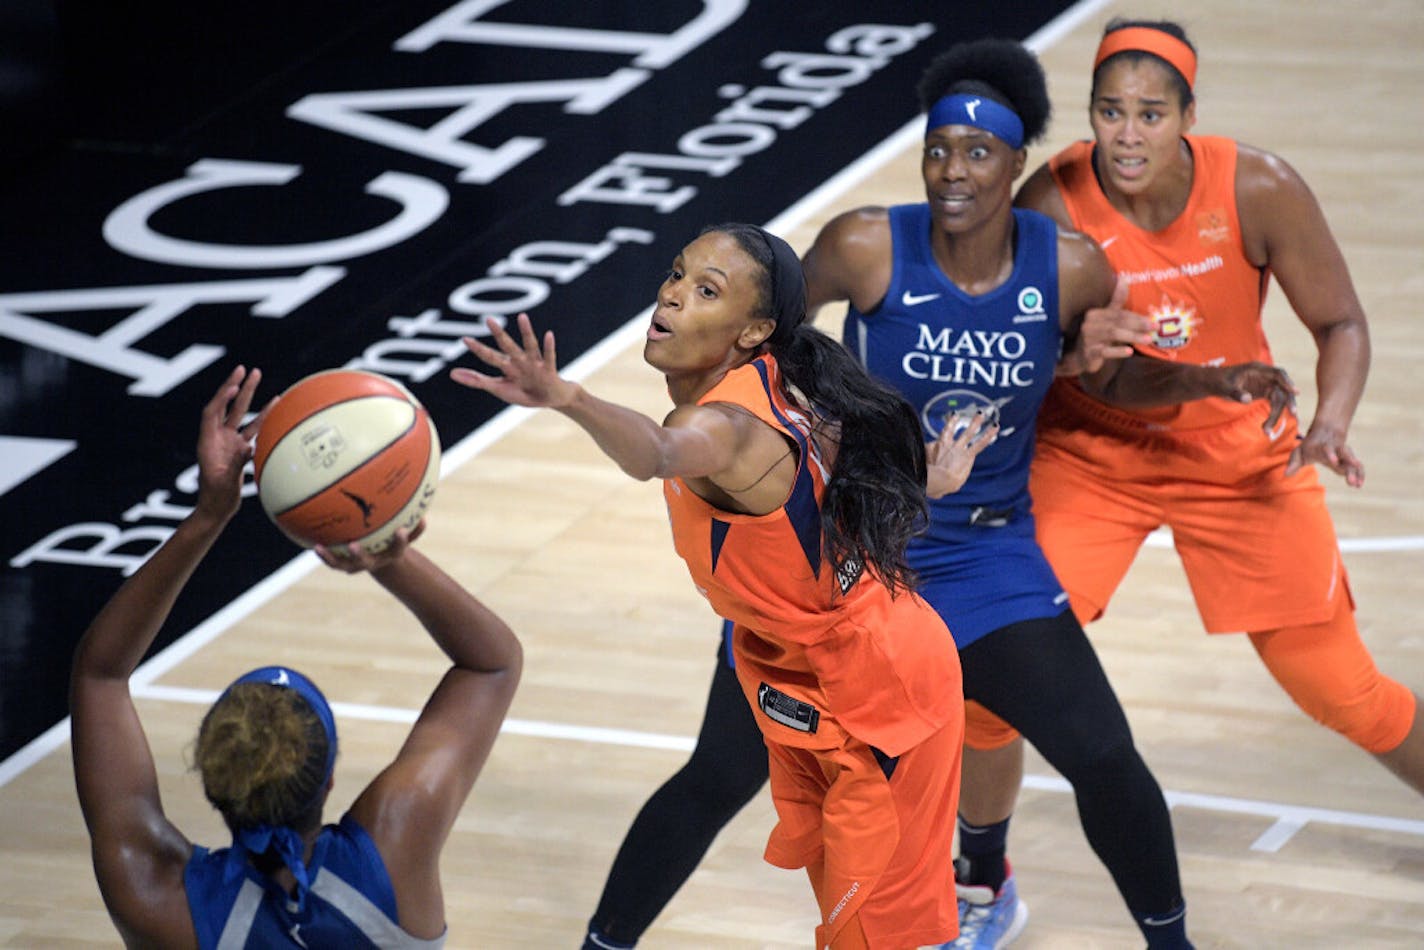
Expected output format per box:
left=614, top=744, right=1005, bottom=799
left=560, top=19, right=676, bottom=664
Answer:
left=922, top=389, right=1013, bottom=440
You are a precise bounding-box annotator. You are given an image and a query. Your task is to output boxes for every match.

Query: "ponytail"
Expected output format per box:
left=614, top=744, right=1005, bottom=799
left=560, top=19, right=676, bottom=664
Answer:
left=701, top=223, right=927, bottom=592
left=776, top=324, right=927, bottom=594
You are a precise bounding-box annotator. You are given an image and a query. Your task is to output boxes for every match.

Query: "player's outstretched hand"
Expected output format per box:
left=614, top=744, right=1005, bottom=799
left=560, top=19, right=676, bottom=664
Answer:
left=452, top=313, right=580, bottom=410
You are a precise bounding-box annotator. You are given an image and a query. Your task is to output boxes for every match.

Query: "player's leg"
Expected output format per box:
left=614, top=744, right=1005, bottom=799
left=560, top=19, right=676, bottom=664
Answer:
left=821, top=726, right=961, bottom=950
left=958, top=716, right=1023, bottom=892
left=1377, top=710, right=1424, bottom=795
left=953, top=709, right=1026, bottom=949
left=1249, top=595, right=1423, bottom=795
left=583, top=633, right=768, bottom=949
left=955, top=450, right=1156, bottom=949
left=805, top=856, right=871, bottom=950
left=1168, top=459, right=1424, bottom=796
left=960, top=612, right=1190, bottom=949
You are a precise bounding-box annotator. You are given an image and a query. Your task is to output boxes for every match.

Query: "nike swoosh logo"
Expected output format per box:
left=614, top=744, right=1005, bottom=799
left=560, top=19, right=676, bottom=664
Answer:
left=1100, top=235, right=1119, bottom=249
left=901, top=290, right=941, bottom=306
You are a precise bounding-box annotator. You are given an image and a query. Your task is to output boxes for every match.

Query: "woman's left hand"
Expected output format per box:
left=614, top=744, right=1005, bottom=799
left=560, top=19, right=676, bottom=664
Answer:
left=315, top=522, right=426, bottom=572
left=926, top=412, right=998, bottom=498
left=1289, top=423, right=1365, bottom=487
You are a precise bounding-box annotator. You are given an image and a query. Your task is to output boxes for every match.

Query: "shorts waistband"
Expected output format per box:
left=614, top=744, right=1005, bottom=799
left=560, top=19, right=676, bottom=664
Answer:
left=1044, top=379, right=1286, bottom=444
left=927, top=504, right=1023, bottom=530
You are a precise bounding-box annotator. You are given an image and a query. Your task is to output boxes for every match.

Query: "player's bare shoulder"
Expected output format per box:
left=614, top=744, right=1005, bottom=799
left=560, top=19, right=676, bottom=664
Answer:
left=1234, top=142, right=1324, bottom=217
left=1014, top=162, right=1070, bottom=226
left=814, top=206, right=891, bottom=260
left=1054, top=226, right=1115, bottom=323
left=1234, top=142, right=1323, bottom=264
left=1235, top=142, right=1306, bottom=189
left=804, top=206, right=894, bottom=313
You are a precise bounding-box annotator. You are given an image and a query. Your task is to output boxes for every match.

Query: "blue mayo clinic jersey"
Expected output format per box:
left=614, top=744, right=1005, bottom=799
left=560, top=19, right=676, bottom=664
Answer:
left=843, top=205, right=1070, bottom=647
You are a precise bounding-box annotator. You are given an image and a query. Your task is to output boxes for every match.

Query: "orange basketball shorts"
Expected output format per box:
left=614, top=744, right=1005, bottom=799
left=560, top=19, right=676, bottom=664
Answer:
left=964, top=406, right=1353, bottom=751
left=763, top=719, right=961, bottom=948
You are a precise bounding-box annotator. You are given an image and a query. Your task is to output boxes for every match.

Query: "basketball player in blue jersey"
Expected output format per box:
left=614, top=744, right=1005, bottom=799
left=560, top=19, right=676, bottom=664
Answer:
left=802, top=37, right=1204, bottom=950
left=70, top=366, right=523, bottom=949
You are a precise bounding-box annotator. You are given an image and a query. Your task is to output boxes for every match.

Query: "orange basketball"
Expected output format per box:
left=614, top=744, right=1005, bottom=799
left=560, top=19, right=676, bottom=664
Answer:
left=253, top=369, right=440, bottom=553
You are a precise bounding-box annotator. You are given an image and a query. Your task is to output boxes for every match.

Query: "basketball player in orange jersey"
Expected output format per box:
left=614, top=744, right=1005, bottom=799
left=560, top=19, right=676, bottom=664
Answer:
left=71, top=365, right=524, bottom=948
left=954, top=17, right=1424, bottom=848
left=577, top=39, right=1306, bottom=950
left=452, top=224, right=976, bottom=949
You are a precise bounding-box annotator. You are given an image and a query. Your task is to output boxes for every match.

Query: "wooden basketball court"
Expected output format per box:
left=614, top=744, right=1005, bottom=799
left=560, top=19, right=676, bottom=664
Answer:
left=2, top=0, right=1420, bottom=946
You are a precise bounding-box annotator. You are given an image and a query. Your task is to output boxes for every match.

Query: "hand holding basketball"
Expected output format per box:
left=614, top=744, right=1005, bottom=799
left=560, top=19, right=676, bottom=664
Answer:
left=315, top=521, right=425, bottom=573
left=254, top=370, right=441, bottom=554
left=451, top=314, right=579, bottom=409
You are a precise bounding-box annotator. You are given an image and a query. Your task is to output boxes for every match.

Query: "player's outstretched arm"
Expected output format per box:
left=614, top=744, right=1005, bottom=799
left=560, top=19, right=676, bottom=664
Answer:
left=451, top=313, right=754, bottom=484
left=70, top=366, right=269, bottom=941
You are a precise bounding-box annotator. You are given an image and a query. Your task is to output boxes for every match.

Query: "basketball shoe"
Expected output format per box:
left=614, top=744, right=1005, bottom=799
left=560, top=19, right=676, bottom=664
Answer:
left=936, top=856, right=1028, bottom=949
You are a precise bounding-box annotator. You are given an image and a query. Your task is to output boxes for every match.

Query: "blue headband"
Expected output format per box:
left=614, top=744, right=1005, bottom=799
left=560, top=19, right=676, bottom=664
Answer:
left=926, top=93, right=1025, bottom=149
left=218, top=666, right=338, bottom=910
left=228, top=666, right=338, bottom=781
left=753, top=226, right=807, bottom=347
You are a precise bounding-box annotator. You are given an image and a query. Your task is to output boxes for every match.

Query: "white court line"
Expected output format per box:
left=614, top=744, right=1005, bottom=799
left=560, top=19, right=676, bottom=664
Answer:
left=134, top=684, right=700, bottom=753
left=1142, top=529, right=1424, bottom=553
left=121, top=684, right=1424, bottom=852
left=1018, top=774, right=1424, bottom=852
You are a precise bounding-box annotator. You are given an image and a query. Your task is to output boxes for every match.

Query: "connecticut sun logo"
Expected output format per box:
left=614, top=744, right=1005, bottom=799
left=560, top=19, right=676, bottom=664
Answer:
left=1148, top=295, right=1201, bottom=350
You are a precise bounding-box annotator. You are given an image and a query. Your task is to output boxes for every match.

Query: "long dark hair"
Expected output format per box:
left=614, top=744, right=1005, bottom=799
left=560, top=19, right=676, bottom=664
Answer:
left=706, top=223, right=927, bottom=594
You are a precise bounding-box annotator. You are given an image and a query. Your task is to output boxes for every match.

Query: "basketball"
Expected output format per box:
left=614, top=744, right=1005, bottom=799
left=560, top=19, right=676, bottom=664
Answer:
left=253, top=369, right=441, bottom=553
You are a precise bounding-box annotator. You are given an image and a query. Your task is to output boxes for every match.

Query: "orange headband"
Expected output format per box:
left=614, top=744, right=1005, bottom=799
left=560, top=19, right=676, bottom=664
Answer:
left=1093, top=27, right=1197, bottom=89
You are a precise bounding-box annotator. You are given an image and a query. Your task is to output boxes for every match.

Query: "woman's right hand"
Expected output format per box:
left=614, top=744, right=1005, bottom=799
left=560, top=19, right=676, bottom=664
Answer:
left=1208, top=361, right=1298, bottom=431
left=926, top=412, right=998, bottom=498
left=451, top=312, right=580, bottom=409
